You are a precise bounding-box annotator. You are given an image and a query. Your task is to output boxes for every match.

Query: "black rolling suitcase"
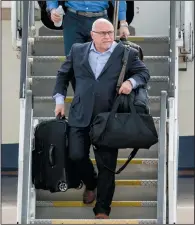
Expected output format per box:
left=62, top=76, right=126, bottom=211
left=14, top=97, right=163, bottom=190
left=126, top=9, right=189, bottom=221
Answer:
left=32, top=116, right=83, bottom=193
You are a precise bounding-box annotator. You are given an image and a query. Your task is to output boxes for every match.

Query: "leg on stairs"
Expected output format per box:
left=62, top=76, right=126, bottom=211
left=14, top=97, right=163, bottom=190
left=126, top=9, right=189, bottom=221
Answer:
left=68, top=126, right=118, bottom=217
left=68, top=126, right=97, bottom=200
left=93, top=148, right=118, bottom=217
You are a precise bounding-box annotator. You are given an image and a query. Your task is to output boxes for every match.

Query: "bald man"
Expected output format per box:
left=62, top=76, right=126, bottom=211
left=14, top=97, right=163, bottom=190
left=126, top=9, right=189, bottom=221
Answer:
left=53, top=18, right=150, bottom=219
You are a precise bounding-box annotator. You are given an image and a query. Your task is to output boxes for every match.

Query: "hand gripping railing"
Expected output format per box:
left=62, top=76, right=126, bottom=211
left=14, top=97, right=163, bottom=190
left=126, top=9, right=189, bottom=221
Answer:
left=17, top=1, right=34, bottom=224
left=157, top=91, right=168, bottom=224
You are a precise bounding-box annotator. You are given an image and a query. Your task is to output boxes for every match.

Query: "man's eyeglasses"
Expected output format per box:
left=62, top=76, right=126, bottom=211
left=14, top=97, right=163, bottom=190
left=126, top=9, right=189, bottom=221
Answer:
left=92, top=30, right=114, bottom=37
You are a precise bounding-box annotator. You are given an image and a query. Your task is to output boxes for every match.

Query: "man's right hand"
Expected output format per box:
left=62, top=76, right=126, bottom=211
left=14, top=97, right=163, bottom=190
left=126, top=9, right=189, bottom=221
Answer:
left=55, top=104, right=65, bottom=117
left=50, top=9, right=61, bottom=23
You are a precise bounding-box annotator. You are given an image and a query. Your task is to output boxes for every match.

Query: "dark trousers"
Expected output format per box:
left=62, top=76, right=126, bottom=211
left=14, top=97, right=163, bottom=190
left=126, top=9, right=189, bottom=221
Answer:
left=68, top=126, right=118, bottom=216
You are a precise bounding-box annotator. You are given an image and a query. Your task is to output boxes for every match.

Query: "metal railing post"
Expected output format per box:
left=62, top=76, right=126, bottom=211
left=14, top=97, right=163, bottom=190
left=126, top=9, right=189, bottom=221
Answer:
left=20, top=90, right=33, bottom=224
left=168, top=1, right=180, bottom=223
left=167, top=97, right=175, bottom=224
left=113, top=0, right=119, bottom=40
left=17, top=1, right=32, bottom=224
left=157, top=91, right=168, bottom=224
left=169, top=1, right=177, bottom=97
left=19, top=0, right=30, bottom=99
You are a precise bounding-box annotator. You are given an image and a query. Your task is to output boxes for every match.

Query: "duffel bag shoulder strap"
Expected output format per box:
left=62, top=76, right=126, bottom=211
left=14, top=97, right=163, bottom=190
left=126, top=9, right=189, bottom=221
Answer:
left=116, top=46, right=130, bottom=92
left=94, top=146, right=139, bottom=175
left=107, top=148, right=139, bottom=174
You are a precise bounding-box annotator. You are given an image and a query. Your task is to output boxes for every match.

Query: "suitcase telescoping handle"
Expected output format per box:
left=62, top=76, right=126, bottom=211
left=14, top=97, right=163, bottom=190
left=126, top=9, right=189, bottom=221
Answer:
left=49, top=144, right=55, bottom=167
left=56, top=113, right=66, bottom=120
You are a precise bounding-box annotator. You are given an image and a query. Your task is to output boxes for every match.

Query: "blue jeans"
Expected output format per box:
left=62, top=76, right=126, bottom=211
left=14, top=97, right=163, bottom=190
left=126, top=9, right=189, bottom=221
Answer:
left=62, top=10, right=108, bottom=55
left=62, top=10, right=108, bottom=91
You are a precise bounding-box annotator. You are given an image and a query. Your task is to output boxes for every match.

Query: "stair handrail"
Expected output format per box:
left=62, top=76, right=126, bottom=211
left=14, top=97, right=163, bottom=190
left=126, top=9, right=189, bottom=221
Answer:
left=113, top=0, right=119, bottom=39
left=11, top=1, right=35, bottom=51
left=19, top=1, right=30, bottom=99
left=17, top=1, right=34, bottom=224
left=157, top=91, right=168, bottom=224
left=168, top=97, right=179, bottom=224
left=11, top=1, right=18, bottom=49
left=168, top=1, right=181, bottom=224
left=169, top=1, right=177, bottom=98
left=11, top=1, right=22, bottom=50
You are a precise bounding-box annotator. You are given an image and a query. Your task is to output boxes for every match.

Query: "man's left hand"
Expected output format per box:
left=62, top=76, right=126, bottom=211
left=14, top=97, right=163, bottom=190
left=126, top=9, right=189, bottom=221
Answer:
left=119, top=24, right=130, bottom=38
left=119, top=80, right=133, bottom=94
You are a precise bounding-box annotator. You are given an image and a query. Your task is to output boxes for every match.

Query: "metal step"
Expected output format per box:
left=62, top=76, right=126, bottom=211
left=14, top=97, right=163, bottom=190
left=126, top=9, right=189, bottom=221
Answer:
left=29, top=35, right=169, bottom=56
left=32, top=76, right=169, bottom=82
left=91, top=158, right=158, bottom=165
left=36, top=180, right=157, bottom=201
left=90, top=148, right=159, bottom=159
left=35, top=204, right=157, bottom=219
left=31, top=218, right=158, bottom=224
left=33, top=95, right=160, bottom=102
left=30, top=75, right=169, bottom=97
left=29, top=56, right=170, bottom=85
left=30, top=56, right=169, bottom=62
left=91, top=161, right=158, bottom=180
left=36, top=200, right=157, bottom=207
left=32, top=96, right=161, bottom=117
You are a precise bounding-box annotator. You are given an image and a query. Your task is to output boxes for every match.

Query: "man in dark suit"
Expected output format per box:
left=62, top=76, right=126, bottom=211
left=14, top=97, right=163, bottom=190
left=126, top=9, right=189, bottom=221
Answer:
left=53, top=18, right=150, bottom=219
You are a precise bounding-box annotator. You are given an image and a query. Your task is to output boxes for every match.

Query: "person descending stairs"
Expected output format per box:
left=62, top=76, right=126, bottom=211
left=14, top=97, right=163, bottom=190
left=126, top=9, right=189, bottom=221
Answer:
left=16, top=1, right=181, bottom=224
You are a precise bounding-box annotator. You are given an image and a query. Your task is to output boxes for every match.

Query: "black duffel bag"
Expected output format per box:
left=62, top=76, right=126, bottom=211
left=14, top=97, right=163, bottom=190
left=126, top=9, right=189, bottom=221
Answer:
left=90, top=93, right=158, bottom=150
left=89, top=46, right=158, bottom=174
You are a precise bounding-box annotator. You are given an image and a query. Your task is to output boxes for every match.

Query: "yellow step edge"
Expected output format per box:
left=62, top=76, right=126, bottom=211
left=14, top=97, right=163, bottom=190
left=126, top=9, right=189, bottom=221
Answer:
left=51, top=219, right=140, bottom=224
left=126, top=36, right=145, bottom=42
left=65, top=96, right=73, bottom=103
left=91, top=158, right=157, bottom=165
left=115, top=180, right=143, bottom=186
left=59, top=56, right=66, bottom=62
left=38, top=201, right=155, bottom=207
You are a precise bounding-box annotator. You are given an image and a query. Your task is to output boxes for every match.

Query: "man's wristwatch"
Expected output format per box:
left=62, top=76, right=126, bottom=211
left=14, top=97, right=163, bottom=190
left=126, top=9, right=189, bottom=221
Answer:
left=120, top=22, right=129, bottom=28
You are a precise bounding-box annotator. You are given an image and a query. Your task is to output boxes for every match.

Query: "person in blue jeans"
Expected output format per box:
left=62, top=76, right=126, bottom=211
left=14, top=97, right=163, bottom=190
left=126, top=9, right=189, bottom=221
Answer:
left=46, top=1, right=130, bottom=91
left=46, top=1, right=130, bottom=56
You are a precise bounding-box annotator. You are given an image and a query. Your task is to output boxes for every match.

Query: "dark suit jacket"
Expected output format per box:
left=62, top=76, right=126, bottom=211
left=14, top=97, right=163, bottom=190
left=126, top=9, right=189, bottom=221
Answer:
left=53, top=41, right=150, bottom=127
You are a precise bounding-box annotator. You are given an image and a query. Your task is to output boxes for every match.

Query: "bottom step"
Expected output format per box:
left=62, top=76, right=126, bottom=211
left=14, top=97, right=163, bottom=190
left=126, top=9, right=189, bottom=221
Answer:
left=35, top=206, right=156, bottom=219
left=31, top=219, right=157, bottom=224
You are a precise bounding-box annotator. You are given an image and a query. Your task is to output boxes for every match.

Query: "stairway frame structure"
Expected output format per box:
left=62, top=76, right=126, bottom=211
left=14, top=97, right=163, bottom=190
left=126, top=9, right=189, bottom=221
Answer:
left=14, top=1, right=181, bottom=224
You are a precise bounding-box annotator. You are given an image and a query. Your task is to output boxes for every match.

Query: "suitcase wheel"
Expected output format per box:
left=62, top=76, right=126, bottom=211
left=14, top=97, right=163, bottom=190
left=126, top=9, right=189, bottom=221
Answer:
left=76, top=181, right=83, bottom=190
left=58, top=181, right=68, bottom=192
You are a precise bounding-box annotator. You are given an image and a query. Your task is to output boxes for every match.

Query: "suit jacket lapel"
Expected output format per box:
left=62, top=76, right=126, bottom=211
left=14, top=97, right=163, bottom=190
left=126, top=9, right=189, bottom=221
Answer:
left=80, top=42, right=95, bottom=77
left=80, top=41, right=124, bottom=79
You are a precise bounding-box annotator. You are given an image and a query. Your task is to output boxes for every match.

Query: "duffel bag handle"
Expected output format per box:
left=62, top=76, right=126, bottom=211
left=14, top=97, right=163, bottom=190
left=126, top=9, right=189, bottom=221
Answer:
left=95, top=94, right=137, bottom=145
left=119, top=37, right=144, bottom=61
left=110, top=94, right=137, bottom=116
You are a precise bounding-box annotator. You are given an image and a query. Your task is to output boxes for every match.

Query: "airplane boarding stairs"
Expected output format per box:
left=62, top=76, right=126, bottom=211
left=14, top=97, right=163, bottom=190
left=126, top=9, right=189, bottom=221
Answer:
left=16, top=1, right=181, bottom=224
